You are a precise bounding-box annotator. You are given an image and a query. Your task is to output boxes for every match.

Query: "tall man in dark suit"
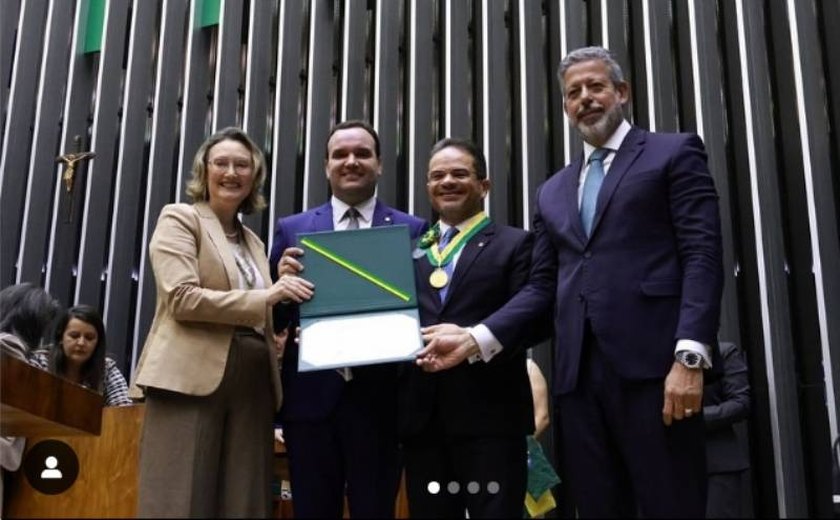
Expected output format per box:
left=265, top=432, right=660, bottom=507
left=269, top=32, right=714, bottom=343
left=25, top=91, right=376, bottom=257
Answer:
left=419, top=47, right=724, bottom=517
left=400, top=138, right=540, bottom=518
left=269, top=120, right=427, bottom=518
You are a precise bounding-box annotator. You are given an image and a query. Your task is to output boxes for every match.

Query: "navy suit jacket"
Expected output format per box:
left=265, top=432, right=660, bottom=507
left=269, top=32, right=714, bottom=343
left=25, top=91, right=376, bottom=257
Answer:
left=485, top=126, right=724, bottom=394
left=399, top=223, right=539, bottom=438
left=268, top=200, right=427, bottom=421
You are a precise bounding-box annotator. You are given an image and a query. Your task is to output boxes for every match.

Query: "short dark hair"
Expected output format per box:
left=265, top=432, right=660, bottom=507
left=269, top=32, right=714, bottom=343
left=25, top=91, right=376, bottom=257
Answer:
left=0, top=283, right=61, bottom=349
left=186, top=127, right=267, bottom=214
left=557, top=46, right=625, bottom=92
left=428, top=138, right=488, bottom=180
left=48, top=305, right=108, bottom=393
left=325, top=120, right=381, bottom=159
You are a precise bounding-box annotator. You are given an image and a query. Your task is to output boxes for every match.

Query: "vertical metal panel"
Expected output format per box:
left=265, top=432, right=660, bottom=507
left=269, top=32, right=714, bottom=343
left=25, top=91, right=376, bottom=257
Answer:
left=407, top=0, right=435, bottom=219
left=76, top=0, right=131, bottom=309
left=442, top=0, right=470, bottom=139
left=373, top=0, right=402, bottom=207
left=241, top=0, right=275, bottom=237
left=512, top=0, right=547, bottom=230
left=43, top=1, right=99, bottom=306
left=0, top=0, right=22, bottom=131
left=16, top=0, right=75, bottom=288
left=733, top=0, right=807, bottom=514
left=476, top=0, right=509, bottom=223
left=0, top=0, right=49, bottom=287
left=104, top=0, right=159, bottom=375
left=302, top=0, right=335, bottom=210
left=340, top=0, right=368, bottom=121
left=212, top=0, right=244, bottom=130
left=177, top=0, right=214, bottom=201
left=133, top=0, right=191, bottom=371
left=786, top=0, right=840, bottom=450
left=679, top=0, right=743, bottom=346
left=642, top=0, right=677, bottom=131
left=547, top=0, right=585, bottom=169
left=268, top=0, right=305, bottom=250
left=774, top=0, right=837, bottom=513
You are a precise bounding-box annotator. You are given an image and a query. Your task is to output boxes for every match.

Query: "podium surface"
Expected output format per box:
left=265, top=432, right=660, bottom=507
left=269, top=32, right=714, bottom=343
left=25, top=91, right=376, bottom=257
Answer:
left=1, top=352, right=103, bottom=437
left=5, top=405, right=144, bottom=518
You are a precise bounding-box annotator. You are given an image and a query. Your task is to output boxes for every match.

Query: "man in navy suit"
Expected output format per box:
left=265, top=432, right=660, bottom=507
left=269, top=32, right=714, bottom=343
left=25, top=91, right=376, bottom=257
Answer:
left=419, top=47, right=723, bottom=517
left=399, top=138, right=542, bottom=518
left=269, top=120, right=427, bottom=518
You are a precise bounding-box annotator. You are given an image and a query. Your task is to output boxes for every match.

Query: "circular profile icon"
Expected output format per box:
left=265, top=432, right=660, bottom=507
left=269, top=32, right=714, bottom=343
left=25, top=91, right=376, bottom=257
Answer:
left=22, top=440, right=79, bottom=495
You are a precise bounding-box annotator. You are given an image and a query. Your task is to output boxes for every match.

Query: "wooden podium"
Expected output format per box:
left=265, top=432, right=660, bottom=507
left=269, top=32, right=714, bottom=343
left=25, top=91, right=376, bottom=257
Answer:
left=1, top=352, right=103, bottom=437
left=5, top=405, right=144, bottom=518
left=1, top=354, right=409, bottom=518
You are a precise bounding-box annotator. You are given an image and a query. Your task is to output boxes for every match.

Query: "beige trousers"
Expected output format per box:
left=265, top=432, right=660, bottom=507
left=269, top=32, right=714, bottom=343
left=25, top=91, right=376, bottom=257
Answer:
left=137, top=331, right=275, bottom=518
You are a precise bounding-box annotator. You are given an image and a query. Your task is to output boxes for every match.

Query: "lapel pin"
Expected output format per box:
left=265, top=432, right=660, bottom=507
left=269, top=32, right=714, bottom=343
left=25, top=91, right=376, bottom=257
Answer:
left=478, top=242, right=485, bottom=247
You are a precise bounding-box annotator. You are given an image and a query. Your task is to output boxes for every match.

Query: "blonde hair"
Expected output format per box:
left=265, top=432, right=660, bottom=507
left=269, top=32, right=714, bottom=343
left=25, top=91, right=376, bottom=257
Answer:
left=185, top=127, right=267, bottom=214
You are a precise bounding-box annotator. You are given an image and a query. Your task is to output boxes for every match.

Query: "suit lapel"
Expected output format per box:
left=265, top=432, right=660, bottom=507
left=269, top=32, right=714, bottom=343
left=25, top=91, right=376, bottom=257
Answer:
left=559, top=159, right=587, bottom=245
left=589, top=127, right=645, bottom=238
left=441, top=224, right=495, bottom=309
left=371, top=200, right=395, bottom=227
left=194, top=202, right=240, bottom=290
left=312, top=202, right=334, bottom=232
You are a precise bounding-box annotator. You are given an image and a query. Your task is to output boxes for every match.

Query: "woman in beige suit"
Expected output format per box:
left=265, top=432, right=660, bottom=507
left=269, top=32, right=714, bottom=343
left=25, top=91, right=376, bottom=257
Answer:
left=133, top=127, right=313, bottom=518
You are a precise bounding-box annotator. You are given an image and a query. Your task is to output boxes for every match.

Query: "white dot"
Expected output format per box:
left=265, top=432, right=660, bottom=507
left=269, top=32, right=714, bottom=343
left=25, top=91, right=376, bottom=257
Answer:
left=447, top=481, right=460, bottom=494
left=467, top=481, right=480, bottom=494
left=487, top=481, right=500, bottom=494
left=427, top=481, right=440, bottom=494
left=45, top=456, right=58, bottom=469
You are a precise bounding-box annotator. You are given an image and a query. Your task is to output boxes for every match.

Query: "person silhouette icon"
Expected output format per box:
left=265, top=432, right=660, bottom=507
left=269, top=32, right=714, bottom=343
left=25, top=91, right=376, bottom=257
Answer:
left=40, top=456, right=62, bottom=479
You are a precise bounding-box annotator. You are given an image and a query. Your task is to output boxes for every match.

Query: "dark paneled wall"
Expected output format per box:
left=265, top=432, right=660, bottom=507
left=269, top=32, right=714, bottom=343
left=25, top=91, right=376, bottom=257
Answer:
left=1, top=0, right=838, bottom=515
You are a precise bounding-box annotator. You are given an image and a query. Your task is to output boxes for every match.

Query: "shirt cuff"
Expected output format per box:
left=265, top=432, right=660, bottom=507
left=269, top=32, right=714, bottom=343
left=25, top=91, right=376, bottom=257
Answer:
left=675, top=339, right=712, bottom=369
left=466, top=325, right=503, bottom=364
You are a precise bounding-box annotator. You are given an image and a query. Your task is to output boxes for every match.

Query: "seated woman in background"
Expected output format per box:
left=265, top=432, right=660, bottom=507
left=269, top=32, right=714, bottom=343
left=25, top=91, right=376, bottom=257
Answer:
left=0, top=283, right=62, bottom=358
left=31, top=305, right=132, bottom=407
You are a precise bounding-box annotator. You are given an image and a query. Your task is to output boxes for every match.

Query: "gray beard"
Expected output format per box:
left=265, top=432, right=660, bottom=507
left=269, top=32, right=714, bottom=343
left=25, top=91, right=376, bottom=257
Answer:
left=576, top=105, right=624, bottom=145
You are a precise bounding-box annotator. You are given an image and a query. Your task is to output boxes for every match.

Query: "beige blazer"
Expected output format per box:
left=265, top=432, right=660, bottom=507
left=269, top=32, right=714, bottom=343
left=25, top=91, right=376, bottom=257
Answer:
left=130, top=202, right=282, bottom=409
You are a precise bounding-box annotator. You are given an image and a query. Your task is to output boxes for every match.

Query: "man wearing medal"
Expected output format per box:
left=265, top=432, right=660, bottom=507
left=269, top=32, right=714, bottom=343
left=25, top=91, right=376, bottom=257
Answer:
left=398, top=138, right=542, bottom=518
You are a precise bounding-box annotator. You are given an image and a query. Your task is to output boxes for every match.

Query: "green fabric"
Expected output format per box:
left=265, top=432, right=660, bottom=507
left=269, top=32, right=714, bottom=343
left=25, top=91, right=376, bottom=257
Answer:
left=524, top=436, right=561, bottom=517
left=83, top=0, right=106, bottom=53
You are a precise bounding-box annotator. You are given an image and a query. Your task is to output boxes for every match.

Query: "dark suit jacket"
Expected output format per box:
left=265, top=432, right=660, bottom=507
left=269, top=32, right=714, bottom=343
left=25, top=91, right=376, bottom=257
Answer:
left=268, top=200, right=427, bottom=421
left=485, top=126, right=724, bottom=394
left=703, top=341, right=750, bottom=473
left=399, top=223, right=538, bottom=438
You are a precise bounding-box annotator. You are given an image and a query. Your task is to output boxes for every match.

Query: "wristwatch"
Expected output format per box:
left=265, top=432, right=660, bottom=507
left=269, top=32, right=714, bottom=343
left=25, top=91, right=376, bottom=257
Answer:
left=675, top=350, right=704, bottom=370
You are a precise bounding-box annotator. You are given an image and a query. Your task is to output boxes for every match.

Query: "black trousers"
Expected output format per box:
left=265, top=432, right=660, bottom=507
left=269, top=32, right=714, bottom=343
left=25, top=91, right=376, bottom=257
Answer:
left=557, top=333, right=706, bottom=518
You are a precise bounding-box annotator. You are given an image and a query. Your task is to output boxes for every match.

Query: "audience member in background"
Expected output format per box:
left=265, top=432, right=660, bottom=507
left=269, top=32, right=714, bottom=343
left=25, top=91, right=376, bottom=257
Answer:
left=0, top=283, right=61, bottom=516
left=131, top=127, right=312, bottom=518
left=703, top=341, right=751, bottom=518
left=0, top=283, right=62, bottom=359
left=30, top=305, right=131, bottom=407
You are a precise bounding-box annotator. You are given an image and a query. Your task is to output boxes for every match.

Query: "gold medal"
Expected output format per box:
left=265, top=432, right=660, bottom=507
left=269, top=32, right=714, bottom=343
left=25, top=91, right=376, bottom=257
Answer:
left=429, top=268, right=449, bottom=289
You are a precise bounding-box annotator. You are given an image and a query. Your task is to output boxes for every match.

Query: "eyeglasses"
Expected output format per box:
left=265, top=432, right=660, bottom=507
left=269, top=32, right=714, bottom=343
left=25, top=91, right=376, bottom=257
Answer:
left=209, top=158, right=253, bottom=173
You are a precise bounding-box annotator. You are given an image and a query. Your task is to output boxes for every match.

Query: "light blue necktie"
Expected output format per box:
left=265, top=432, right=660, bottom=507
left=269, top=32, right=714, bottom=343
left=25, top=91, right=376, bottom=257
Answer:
left=438, top=227, right=459, bottom=302
left=580, top=148, right=609, bottom=237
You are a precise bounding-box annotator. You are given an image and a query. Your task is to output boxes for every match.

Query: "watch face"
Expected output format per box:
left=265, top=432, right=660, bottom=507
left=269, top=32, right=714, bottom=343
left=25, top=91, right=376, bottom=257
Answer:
left=682, top=352, right=701, bottom=368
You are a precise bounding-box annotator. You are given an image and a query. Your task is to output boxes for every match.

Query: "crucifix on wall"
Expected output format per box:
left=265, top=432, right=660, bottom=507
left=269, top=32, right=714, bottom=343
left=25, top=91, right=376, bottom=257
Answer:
left=56, top=135, right=95, bottom=222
